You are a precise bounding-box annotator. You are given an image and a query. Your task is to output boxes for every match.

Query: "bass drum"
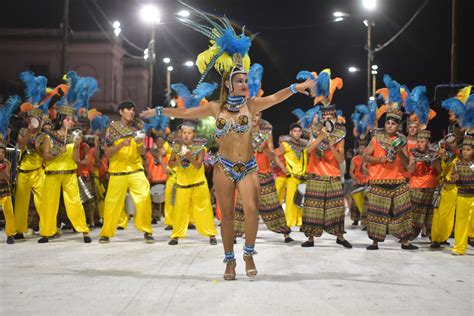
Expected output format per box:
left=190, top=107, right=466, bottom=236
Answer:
left=150, top=184, right=165, bottom=203
left=294, top=183, right=306, bottom=208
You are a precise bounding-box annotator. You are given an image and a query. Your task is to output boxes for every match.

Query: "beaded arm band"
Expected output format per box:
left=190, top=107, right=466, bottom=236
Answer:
left=289, top=83, right=298, bottom=94
left=155, top=106, right=163, bottom=117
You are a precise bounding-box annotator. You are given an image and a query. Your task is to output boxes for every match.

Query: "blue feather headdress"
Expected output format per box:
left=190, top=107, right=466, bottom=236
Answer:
left=291, top=106, right=321, bottom=129
left=404, top=85, right=434, bottom=128
left=176, top=1, right=255, bottom=84
left=144, top=114, right=170, bottom=134
left=171, top=82, right=218, bottom=108
left=90, top=115, right=110, bottom=134
left=0, top=95, right=21, bottom=139
left=20, top=71, right=48, bottom=105
left=442, top=91, right=474, bottom=130
left=248, top=63, right=263, bottom=98
left=57, top=72, right=99, bottom=117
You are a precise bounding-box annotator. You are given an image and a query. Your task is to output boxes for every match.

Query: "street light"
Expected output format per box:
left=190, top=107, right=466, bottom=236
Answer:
left=371, top=64, right=378, bottom=70
left=333, top=11, right=348, bottom=18
left=348, top=66, right=359, bottom=73
left=371, top=65, right=378, bottom=96
left=184, top=61, right=194, bottom=67
left=140, top=4, right=161, bottom=108
left=113, top=20, right=121, bottom=37
left=167, top=66, right=174, bottom=72
left=362, top=0, right=377, bottom=11
left=334, top=17, right=344, bottom=23
left=163, top=57, right=171, bottom=64
left=177, top=10, right=190, bottom=17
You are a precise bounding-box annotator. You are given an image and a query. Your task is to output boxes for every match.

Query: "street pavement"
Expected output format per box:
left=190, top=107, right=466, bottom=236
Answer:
left=1, top=218, right=472, bottom=315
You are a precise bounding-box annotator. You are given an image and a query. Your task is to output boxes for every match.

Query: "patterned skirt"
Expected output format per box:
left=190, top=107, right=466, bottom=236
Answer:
left=301, top=176, right=345, bottom=237
left=410, top=188, right=435, bottom=239
left=366, top=181, right=413, bottom=242
left=234, top=172, right=291, bottom=236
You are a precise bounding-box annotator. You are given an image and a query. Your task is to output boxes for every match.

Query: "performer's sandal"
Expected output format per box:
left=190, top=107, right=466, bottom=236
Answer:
left=223, top=260, right=236, bottom=281
left=243, top=253, right=258, bottom=278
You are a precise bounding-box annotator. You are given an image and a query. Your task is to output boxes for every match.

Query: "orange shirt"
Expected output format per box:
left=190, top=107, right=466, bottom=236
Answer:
left=409, top=161, right=439, bottom=189
left=403, top=140, right=417, bottom=179
left=146, top=150, right=168, bottom=183
left=275, top=153, right=286, bottom=177
left=98, top=155, right=109, bottom=179
left=77, top=144, right=94, bottom=177
left=256, top=151, right=271, bottom=174
left=368, top=137, right=407, bottom=181
left=307, top=143, right=341, bottom=177
left=352, top=155, right=367, bottom=184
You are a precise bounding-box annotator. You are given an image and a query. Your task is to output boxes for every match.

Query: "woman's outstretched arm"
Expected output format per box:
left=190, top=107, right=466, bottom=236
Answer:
left=140, top=101, right=219, bottom=119
left=248, top=79, right=315, bottom=114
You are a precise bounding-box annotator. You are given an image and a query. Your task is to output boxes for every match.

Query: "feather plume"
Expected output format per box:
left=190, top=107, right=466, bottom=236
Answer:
left=0, top=95, right=21, bottom=136
left=248, top=63, right=263, bottom=98
left=65, top=71, right=79, bottom=105
left=74, top=77, right=98, bottom=110
left=90, top=115, right=110, bottom=133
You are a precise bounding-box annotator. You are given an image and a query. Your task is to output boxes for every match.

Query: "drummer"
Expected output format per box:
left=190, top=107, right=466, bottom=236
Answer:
left=145, top=130, right=168, bottom=224
left=300, top=103, right=352, bottom=248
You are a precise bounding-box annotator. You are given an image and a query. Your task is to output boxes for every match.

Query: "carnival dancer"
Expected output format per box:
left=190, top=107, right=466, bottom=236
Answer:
left=274, top=137, right=288, bottom=204
left=13, top=72, right=49, bottom=239
left=141, top=2, right=314, bottom=279
left=37, top=73, right=94, bottom=243
left=404, top=85, right=439, bottom=239
left=234, top=64, right=292, bottom=242
left=163, top=130, right=177, bottom=230
left=441, top=91, right=474, bottom=255
left=0, top=95, right=21, bottom=244
left=294, top=69, right=352, bottom=248
left=275, top=124, right=307, bottom=228
left=430, top=87, right=470, bottom=248
left=363, top=75, right=417, bottom=250
left=98, top=100, right=154, bottom=243
left=167, top=121, right=217, bottom=245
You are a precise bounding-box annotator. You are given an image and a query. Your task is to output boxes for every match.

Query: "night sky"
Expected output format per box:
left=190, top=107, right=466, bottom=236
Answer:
left=2, top=0, right=473, bottom=145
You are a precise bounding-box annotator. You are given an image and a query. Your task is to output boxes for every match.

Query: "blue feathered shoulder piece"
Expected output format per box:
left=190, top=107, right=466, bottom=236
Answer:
left=20, top=71, right=48, bottom=104
left=172, top=82, right=218, bottom=108
left=291, top=106, right=320, bottom=129
left=0, top=95, right=21, bottom=137
left=248, top=63, right=263, bottom=98
left=91, top=115, right=110, bottom=133
left=74, top=77, right=99, bottom=110
left=144, top=114, right=170, bottom=133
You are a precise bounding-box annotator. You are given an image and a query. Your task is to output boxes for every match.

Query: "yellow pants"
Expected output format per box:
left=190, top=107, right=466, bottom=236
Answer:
left=14, top=168, right=44, bottom=233
left=171, top=182, right=217, bottom=239
left=285, top=177, right=302, bottom=227
left=99, top=172, right=152, bottom=237
left=352, top=191, right=365, bottom=214
left=164, top=173, right=176, bottom=226
left=1, top=195, right=15, bottom=237
left=39, top=173, right=89, bottom=237
left=452, top=196, right=474, bottom=255
left=275, top=176, right=287, bottom=204
left=118, top=207, right=129, bottom=229
left=94, top=175, right=105, bottom=219
left=431, top=184, right=457, bottom=243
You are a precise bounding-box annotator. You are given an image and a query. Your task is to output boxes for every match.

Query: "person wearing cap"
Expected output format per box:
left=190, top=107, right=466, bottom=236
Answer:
left=38, top=100, right=91, bottom=243
left=349, top=137, right=369, bottom=227
left=407, top=129, right=441, bottom=239
left=275, top=123, right=308, bottom=228
left=234, top=111, right=293, bottom=243
left=167, top=121, right=217, bottom=245
left=300, top=104, right=352, bottom=249
left=450, top=134, right=474, bottom=255
left=98, top=101, right=154, bottom=243
left=363, top=107, right=417, bottom=250
left=430, top=134, right=459, bottom=248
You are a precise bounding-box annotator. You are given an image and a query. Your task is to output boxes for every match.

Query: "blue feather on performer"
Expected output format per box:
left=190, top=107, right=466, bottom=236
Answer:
left=191, top=82, right=219, bottom=107
left=74, top=77, right=98, bottom=110
left=316, top=72, right=330, bottom=99
left=292, top=106, right=320, bottom=128
left=0, top=95, right=21, bottom=136
left=296, top=71, right=316, bottom=81
left=216, top=29, right=252, bottom=57
left=292, top=108, right=305, bottom=121
left=171, top=83, right=192, bottom=107
left=442, top=98, right=466, bottom=119
left=144, top=114, right=169, bottom=133
left=368, top=99, right=377, bottom=128
left=248, top=64, right=263, bottom=97
left=91, top=115, right=110, bottom=133
left=415, top=93, right=430, bottom=126
left=66, top=71, right=79, bottom=105
left=20, top=71, right=47, bottom=104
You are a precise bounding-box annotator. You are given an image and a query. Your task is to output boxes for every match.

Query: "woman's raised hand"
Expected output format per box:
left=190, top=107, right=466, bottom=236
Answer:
left=296, top=78, right=316, bottom=96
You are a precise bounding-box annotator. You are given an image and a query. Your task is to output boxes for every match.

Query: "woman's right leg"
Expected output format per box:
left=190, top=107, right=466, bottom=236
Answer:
left=213, top=166, right=236, bottom=253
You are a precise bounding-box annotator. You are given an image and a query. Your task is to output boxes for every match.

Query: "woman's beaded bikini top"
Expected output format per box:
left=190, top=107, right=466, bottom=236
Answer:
left=214, top=95, right=251, bottom=139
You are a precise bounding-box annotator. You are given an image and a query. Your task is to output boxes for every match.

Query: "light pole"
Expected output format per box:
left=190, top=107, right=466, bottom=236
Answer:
left=140, top=4, right=161, bottom=108
left=166, top=65, right=173, bottom=93
left=371, top=64, right=378, bottom=96
left=363, top=0, right=377, bottom=101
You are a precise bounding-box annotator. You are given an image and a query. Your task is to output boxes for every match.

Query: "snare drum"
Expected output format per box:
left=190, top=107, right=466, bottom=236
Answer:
left=294, top=183, right=306, bottom=208
left=150, top=184, right=165, bottom=203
